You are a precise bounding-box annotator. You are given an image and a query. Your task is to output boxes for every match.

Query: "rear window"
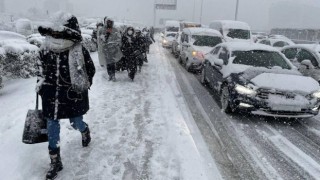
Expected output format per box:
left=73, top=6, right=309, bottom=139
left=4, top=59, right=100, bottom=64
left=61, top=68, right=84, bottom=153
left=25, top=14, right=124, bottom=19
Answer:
left=192, top=35, right=222, bottom=47
left=227, top=29, right=250, bottom=39
left=232, top=50, right=291, bottom=69
left=166, top=27, right=179, bottom=32
left=166, top=33, right=176, bottom=37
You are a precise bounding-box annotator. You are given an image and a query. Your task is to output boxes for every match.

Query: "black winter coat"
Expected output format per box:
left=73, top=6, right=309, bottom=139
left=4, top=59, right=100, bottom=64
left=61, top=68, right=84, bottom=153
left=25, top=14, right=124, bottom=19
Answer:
left=135, top=35, right=147, bottom=53
left=121, top=35, right=137, bottom=57
left=38, top=46, right=95, bottom=120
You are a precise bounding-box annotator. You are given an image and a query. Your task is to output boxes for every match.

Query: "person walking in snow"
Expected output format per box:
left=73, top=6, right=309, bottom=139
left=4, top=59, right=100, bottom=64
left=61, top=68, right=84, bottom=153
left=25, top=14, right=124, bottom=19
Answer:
left=97, top=17, right=122, bottom=81
left=121, top=27, right=138, bottom=81
left=37, top=12, right=95, bottom=180
left=135, top=29, right=147, bottom=72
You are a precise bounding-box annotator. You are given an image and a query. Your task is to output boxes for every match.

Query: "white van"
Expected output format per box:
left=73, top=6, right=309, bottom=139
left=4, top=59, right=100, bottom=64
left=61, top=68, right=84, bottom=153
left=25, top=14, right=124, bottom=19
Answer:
left=165, top=20, right=180, bottom=33
left=209, top=20, right=252, bottom=42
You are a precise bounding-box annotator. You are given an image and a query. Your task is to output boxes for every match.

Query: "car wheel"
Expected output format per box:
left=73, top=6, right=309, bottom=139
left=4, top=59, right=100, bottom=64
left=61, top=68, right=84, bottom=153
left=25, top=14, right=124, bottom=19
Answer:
left=221, top=85, right=232, bottom=113
left=200, top=66, right=207, bottom=85
left=179, top=56, right=183, bottom=64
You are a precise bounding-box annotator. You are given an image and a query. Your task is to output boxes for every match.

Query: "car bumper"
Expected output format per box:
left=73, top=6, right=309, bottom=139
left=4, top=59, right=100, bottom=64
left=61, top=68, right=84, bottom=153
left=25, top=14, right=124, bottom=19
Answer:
left=187, top=58, right=203, bottom=70
left=232, top=94, right=320, bottom=118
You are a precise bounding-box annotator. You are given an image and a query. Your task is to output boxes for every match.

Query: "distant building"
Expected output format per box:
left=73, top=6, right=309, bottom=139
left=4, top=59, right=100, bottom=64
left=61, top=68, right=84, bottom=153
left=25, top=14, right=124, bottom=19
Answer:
left=269, top=1, right=320, bottom=29
left=269, top=1, right=320, bottom=43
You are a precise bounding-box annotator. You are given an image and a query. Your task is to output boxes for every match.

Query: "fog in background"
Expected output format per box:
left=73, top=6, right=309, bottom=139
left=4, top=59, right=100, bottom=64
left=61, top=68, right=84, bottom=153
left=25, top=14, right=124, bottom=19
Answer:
left=2, top=0, right=320, bottom=31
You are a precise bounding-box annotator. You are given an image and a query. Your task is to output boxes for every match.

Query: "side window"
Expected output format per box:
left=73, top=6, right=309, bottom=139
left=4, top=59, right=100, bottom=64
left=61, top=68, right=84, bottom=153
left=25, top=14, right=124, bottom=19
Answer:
left=211, top=46, right=221, bottom=55
left=185, top=35, right=189, bottom=43
left=297, top=49, right=318, bottom=66
left=181, top=33, right=185, bottom=42
left=260, top=40, right=271, bottom=45
left=218, top=47, right=229, bottom=65
left=282, top=48, right=298, bottom=60
left=273, top=41, right=289, bottom=47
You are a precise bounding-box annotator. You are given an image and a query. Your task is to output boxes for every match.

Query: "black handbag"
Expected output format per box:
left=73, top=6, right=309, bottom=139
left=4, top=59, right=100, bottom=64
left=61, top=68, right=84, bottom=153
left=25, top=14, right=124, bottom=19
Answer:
left=22, top=94, right=48, bottom=144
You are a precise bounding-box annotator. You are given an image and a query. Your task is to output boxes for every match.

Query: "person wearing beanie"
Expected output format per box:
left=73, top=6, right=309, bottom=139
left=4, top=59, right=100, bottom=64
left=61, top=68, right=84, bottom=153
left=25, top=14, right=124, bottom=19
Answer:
left=36, top=12, right=96, bottom=180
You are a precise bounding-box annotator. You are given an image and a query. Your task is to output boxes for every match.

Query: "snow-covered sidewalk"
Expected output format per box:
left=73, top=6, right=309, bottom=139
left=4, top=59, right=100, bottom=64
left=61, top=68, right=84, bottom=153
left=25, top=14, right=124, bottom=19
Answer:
left=0, top=43, right=219, bottom=179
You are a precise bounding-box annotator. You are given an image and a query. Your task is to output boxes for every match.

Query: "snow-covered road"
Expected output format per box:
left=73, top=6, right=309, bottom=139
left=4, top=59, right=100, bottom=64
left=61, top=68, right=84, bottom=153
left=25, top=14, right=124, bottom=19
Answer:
left=0, top=43, right=221, bottom=179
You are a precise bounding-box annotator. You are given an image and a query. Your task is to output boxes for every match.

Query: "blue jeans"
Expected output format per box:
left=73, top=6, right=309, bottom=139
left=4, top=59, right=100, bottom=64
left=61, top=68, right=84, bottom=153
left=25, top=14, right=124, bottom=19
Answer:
left=47, top=116, right=87, bottom=151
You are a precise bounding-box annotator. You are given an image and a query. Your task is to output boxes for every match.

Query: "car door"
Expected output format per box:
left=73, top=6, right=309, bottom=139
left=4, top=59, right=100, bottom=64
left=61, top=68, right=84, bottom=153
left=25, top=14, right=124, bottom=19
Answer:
left=181, top=33, right=189, bottom=61
left=296, top=48, right=320, bottom=79
left=206, top=46, right=221, bottom=87
left=212, top=47, right=229, bottom=91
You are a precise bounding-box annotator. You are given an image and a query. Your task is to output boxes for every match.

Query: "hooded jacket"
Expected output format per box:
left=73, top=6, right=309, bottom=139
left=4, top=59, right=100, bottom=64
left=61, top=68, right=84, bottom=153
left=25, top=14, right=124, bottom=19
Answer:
left=97, top=18, right=122, bottom=66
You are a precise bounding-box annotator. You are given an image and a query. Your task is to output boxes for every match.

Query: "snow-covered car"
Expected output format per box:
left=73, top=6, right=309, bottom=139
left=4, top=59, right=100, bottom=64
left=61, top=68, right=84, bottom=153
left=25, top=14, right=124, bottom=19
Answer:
left=171, top=32, right=181, bottom=58
left=201, top=42, right=320, bottom=118
left=257, top=37, right=295, bottom=50
left=252, top=32, right=268, bottom=43
left=0, top=31, right=39, bottom=78
left=162, top=31, right=177, bottom=48
left=281, top=44, right=320, bottom=82
left=26, top=33, right=45, bottom=48
left=179, top=28, right=224, bottom=71
left=209, top=20, right=252, bottom=42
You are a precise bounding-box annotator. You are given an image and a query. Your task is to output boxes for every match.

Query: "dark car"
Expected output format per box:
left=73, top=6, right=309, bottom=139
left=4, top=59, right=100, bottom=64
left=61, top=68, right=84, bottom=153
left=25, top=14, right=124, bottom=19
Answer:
left=201, top=42, right=320, bottom=118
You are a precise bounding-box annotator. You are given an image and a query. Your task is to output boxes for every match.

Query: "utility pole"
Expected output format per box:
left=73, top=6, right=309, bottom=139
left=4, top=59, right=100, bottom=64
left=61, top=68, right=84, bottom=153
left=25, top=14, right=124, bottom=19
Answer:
left=235, top=0, right=239, bottom=21
left=153, top=0, right=156, bottom=27
left=200, top=0, right=204, bottom=24
left=0, top=0, right=5, bottom=13
left=192, top=0, right=196, bottom=21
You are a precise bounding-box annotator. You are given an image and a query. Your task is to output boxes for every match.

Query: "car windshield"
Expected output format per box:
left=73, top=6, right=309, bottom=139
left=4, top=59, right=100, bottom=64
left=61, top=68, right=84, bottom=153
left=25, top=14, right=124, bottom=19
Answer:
left=192, top=35, right=222, bottom=47
left=166, top=27, right=179, bottom=32
left=227, top=29, right=250, bottom=39
left=232, top=50, right=291, bottom=69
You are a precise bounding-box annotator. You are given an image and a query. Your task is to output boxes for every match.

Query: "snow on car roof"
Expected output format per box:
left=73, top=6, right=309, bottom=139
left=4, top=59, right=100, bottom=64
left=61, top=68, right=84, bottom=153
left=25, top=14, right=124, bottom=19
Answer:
left=258, top=38, right=295, bottom=45
left=211, top=20, right=250, bottom=30
left=183, top=28, right=222, bottom=37
left=220, top=42, right=279, bottom=52
left=283, top=44, right=320, bottom=53
left=165, top=20, right=180, bottom=27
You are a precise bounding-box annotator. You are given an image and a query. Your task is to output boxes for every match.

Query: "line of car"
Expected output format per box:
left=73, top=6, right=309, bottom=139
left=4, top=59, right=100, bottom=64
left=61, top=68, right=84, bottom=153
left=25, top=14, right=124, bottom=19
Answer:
left=163, top=20, right=320, bottom=119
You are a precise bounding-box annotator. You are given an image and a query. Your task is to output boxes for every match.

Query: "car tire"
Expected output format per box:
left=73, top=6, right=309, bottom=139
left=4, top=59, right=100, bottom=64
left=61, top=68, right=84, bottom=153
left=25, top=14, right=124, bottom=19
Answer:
left=200, top=66, right=207, bottom=85
left=221, top=85, right=232, bottom=113
left=179, top=56, right=183, bottom=64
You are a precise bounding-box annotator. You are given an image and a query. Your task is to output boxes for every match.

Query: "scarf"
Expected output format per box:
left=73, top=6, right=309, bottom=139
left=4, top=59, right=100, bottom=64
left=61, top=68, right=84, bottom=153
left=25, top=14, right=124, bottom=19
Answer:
left=44, top=37, right=90, bottom=93
left=44, top=36, right=74, bottom=53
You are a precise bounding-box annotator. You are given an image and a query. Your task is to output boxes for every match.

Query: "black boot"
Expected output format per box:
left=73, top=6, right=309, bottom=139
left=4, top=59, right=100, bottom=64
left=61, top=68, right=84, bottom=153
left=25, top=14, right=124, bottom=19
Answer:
left=81, top=126, right=91, bottom=147
left=46, top=149, right=63, bottom=180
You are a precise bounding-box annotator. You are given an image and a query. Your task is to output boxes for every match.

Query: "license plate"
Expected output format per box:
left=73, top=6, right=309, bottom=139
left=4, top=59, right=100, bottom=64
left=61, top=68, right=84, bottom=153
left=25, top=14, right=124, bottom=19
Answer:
left=271, top=105, right=301, bottom=112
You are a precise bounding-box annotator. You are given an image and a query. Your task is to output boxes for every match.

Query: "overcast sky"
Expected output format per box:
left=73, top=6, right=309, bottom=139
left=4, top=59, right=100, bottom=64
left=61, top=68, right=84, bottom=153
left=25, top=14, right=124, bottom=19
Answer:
left=3, top=0, right=320, bottom=31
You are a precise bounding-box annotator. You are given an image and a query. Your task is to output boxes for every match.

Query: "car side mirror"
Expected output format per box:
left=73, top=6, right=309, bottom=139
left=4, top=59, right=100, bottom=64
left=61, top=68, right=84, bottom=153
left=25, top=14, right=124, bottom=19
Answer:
left=301, top=59, right=314, bottom=69
left=214, top=59, right=224, bottom=68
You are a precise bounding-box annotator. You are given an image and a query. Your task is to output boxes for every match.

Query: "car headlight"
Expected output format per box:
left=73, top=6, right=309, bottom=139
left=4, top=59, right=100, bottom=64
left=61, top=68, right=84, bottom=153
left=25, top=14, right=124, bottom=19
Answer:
left=235, top=84, right=256, bottom=96
left=163, top=39, right=168, bottom=43
left=312, top=91, right=320, bottom=98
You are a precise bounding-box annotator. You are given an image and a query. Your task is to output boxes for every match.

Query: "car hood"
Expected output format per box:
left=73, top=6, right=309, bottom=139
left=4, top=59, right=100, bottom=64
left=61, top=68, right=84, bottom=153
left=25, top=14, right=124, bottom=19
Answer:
left=250, top=72, right=319, bottom=94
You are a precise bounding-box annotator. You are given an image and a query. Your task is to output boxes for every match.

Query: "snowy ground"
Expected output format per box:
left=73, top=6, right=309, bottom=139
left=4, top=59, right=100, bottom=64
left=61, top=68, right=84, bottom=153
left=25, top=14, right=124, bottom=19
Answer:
left=0, top=43, right=221, bottom=179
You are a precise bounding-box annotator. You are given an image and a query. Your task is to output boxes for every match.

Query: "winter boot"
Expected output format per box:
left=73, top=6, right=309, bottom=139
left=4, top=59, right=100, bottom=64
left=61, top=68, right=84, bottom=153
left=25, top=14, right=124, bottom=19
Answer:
left=46, top=149, right=63, bottom=180
left=81, top=126, right=91, bottom=147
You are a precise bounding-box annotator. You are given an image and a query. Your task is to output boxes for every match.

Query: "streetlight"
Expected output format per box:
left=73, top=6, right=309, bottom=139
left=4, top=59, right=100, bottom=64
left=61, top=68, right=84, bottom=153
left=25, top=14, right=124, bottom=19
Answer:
left=235, top=0, right=239, bottom=21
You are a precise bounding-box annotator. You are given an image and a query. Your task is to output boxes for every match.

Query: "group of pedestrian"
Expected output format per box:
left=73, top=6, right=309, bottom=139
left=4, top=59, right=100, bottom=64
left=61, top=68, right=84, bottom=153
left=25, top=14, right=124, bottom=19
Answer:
left=96, top=17, right=155, bottom=81
left=34, top=12, right=155, bottom=180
